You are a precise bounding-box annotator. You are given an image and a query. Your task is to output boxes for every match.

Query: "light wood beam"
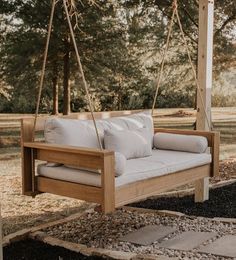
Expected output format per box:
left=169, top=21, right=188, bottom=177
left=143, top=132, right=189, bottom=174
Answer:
left=196, top=0, right=214, bottom=130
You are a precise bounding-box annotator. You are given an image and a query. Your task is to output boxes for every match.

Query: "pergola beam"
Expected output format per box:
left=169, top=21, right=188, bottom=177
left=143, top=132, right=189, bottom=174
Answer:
left=196, top=0, right=214, bottom=130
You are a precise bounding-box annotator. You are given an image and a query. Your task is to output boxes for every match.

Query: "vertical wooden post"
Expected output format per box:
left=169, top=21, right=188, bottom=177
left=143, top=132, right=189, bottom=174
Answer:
left=195, top=177, right=209, bottom=202
left=21, top=118, right=35, bottom=195
left=196, top=0, right=214, bottom=200
left=196, top=0, right=214, bottom=131
left=101, top=154, right=115, bottom=213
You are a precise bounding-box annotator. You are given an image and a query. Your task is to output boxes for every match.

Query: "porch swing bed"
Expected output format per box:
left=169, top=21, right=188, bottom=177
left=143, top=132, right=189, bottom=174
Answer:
left=21, top=111, right=219, bottom=213
left=21, top=0, right=219, bottom=214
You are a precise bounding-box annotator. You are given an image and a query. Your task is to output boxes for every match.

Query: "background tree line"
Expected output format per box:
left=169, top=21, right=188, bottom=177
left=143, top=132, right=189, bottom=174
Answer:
left=0, top=0, right=235, bottom=114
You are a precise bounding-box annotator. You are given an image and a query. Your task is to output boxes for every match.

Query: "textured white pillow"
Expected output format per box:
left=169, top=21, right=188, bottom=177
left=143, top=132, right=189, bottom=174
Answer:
left=104, top=128, right=152, bottom=159
left=106, top=111, right=154, bottom=145
left=44, top=112, right=154, bottom=149
left=154, top=133, right=208, bottom=153
left=45, top=118, right=103, bottom=148
left=114, top=152, right=126, bottom=176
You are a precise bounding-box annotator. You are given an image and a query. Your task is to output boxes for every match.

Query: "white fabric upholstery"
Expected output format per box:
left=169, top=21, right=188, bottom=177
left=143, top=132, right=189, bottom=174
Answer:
left=104, top=128, right=152, bottom=159
left=44, top=112, right=153, bottom=149
left=114, top=152, right=126, bottom=176
left=154, top=133, right=208, bottom=153
left=38, top=149, right=211, bottom=188
left=44, top=118, right=102, bottom=148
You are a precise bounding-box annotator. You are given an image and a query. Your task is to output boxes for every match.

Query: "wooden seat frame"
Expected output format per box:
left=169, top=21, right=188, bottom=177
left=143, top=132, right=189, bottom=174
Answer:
left=21, top=110, right=220, bottom=213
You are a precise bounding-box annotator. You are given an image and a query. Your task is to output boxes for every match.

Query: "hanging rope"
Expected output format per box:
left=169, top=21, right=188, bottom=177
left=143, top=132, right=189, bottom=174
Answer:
left=63, top=0, right=103, bottom=150
left=175, top=6, right=212, bottom=130
left=32, top=0, right=57, bottom=141
left=151, top=0, right=212, bottom=130
left=151, top=0, right=177, bottom=116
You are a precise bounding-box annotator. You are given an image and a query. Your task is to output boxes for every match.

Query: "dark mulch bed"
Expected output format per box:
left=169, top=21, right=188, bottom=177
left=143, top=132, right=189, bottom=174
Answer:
left=131, top=182, right=236, bottom=218
left=4, top=239, right=103, bottom=260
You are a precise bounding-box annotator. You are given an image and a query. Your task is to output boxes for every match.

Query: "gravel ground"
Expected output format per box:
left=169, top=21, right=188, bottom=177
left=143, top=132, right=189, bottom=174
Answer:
left=44, top=208, right=236, bottom=259
left=131, top=182, right=236, bottom=218
left=1, top=156, right=235, bottom=237
left=0, top=158, right=91, bottom=236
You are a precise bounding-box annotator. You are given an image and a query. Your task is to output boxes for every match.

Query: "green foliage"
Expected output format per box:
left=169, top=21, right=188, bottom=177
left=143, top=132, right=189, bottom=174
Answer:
left=0, top=0, right=235, bottom=113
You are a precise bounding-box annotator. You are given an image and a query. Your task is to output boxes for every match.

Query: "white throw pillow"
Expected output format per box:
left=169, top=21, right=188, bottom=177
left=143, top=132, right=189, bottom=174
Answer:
left=153, top=133, right=208, bottom=153
left=104, top=128, right=152, bottom=159
left=105, top=111, right=154, bottom=145
left=114, top=152, right=126, bottom=176
left=44, top=112, right=154, bottom=149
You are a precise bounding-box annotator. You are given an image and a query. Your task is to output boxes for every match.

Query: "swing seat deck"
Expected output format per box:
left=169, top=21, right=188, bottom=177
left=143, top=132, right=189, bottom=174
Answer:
left=21, top=111, right=220, bottom=213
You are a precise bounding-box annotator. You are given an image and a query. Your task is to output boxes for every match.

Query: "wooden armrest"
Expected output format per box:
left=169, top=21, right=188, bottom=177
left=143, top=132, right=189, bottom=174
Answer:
left=23, top=142, right=113, bottom=156
left=154, top=128, right=220, bottom=177
left=23, top=142, right=114, bottom=170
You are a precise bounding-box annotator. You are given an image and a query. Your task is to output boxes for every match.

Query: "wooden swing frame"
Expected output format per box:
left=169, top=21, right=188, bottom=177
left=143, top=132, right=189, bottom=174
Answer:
left=21, top=0, right=219, bottom=213
left=21, top=111, right=220, bottom=213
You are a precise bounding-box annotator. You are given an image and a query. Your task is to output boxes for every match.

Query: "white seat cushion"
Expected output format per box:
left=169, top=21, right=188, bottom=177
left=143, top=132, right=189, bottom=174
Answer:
left=37, top=149, right=211, bottom=188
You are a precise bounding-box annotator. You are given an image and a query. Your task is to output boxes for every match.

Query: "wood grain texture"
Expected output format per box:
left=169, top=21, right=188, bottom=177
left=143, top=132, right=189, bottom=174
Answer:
left=196, top=0, right=214, bottom=130
left=37, top=177, right=103, bottom=203
left=115, top=165, right=211, bottom=206
left=21, top=118, right=35, bottom=195
left=101, top=154, right=115, bottom=213
left=195, top=177, right=209, bottom=202
left=21, top=111, right=219, bottom=213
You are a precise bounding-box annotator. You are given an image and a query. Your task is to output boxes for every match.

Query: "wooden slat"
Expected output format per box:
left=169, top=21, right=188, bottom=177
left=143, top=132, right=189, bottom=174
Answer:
left=24, top=142, right=113, bottom=156
left=37, top=176, right=103, bottom=204
left=32, top=110, right=143, bottom=132
left=212, top=131, right=220, bottom=177
left=101, top=154, right=115, bottom=213
left=21, top=118, right=34, bottom=195
left=115, top=165, right=211, bottom=206
left=36, top=149, right=104, bottom=170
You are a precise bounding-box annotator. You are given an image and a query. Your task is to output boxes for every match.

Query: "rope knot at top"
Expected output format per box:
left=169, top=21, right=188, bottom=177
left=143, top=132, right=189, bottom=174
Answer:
left=172, top=0, right=178, bottom=10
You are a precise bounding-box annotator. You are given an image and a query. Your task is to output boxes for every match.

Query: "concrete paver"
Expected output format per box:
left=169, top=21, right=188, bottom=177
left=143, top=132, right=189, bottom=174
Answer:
left=198, top=235, right=236, bottom=258
left=119, top=225, right=176, bottom=246
left=159, top=231, right=217, bottom=251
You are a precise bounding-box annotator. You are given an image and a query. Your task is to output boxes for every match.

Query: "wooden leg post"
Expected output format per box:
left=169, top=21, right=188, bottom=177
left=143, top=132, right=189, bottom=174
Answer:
left=196, top=0, right=214, bottom=131
left=101, top=154, right=115, bottom=213
left=195, top=177, right=209, bottom=202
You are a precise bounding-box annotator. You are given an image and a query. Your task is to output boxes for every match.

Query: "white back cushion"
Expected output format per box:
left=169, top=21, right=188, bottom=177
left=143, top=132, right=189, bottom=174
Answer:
left=44, top=118, right=103, bottom=148
left=154, top=133, right=208, bottom=153
left=44, top=111, right=154, bottom=149
left=104, top=128, right=152, bottom=159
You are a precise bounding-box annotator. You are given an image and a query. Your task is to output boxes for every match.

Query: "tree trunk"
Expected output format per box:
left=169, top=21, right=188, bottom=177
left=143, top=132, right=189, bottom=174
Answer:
left=63, top=36, right=71, bottom=115
left=52, top=64, right=59, bottom=115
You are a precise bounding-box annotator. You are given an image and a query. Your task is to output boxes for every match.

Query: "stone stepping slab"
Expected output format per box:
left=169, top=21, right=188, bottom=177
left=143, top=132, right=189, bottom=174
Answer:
left=159, top=231, right=217, bottom=251
left=198, top=235, right=236, bottom=258
left=119, top=225, right=176, bottom=246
